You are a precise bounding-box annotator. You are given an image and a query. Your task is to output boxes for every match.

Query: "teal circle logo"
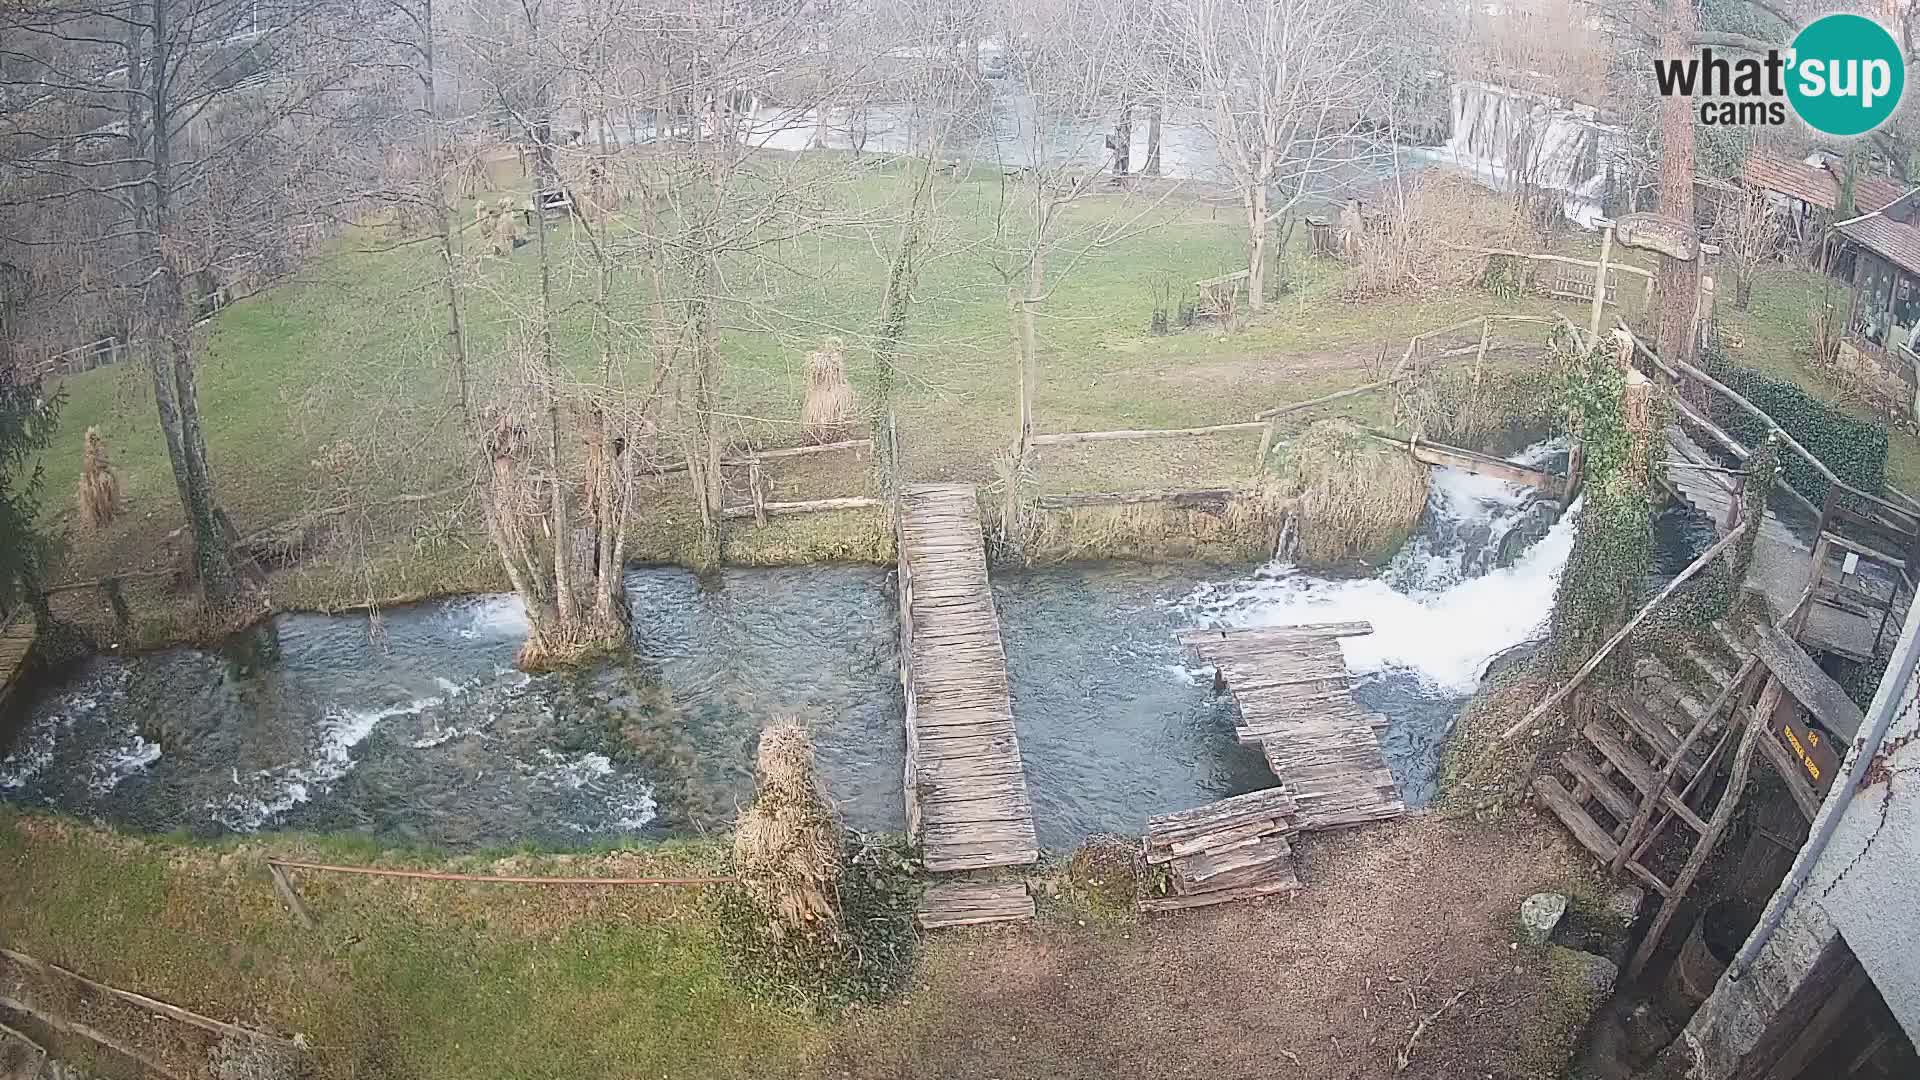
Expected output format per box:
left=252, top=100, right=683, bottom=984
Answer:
left=1787, top=14, right=1905, bottom=136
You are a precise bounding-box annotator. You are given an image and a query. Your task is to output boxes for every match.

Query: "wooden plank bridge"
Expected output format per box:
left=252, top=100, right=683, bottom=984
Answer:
left=896, top=484, right=1039, bottom=875
left=1179, top=623, right=1405, bottom=831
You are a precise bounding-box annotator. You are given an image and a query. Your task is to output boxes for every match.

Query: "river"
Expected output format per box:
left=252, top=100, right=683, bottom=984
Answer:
left=1, top=443, right=1578, bottom=852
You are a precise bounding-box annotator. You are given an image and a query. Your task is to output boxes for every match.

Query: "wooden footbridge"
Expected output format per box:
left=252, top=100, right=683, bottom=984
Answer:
left=896, top=484, right=1039, bottom=927
left=1141, top=622, right=1406, bottom=911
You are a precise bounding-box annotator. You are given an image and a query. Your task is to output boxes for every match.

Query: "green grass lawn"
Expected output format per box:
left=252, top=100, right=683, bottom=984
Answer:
left=0, top=813, right=825, bottom=1079
left=1715, top=265, right=1920, bottom=492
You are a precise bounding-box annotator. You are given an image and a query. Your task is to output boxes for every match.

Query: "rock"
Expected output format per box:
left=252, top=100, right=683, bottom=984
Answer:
left=1623, top=1001, right=1677, bottom=1064
left=1606, top=884, right=1646, bottom=928
left=1550, top=945, right=1620, bottom=999
left=1519, top=892, right=1570, bottom=945
left=1495, top=501, right=1558, bottom=568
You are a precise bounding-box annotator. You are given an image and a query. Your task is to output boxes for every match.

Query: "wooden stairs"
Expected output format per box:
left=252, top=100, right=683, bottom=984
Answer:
left=1533, top=620, right=1760, bottom=900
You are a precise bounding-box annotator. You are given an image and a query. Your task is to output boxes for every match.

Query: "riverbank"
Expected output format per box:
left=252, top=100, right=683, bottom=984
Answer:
left=29, top=164, right=1593, bottom=650
left=0, top=808, right=1618, bottom=1079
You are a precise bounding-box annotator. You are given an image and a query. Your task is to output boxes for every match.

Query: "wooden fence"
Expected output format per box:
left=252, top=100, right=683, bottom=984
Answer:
left=1019, top=312, right=1572, bottom=513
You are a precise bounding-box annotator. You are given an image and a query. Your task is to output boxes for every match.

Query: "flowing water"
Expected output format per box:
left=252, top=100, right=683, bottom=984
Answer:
left=2, top=442, right=1576, bottom=851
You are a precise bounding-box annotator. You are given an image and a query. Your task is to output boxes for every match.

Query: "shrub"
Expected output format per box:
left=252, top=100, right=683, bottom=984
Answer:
left=1701, top=345, right=1888, bottom=506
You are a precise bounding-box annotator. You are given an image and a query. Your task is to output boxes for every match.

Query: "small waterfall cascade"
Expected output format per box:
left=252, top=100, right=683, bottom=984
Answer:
left=1428, top=80, right=1623, bottom=230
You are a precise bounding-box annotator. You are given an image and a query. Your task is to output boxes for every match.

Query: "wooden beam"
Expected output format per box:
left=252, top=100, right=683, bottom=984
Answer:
left=651, top=438, right=872, bottom=475
left=1029, top=421, right=1266, bottom=445
left=1474, top=247, right=1655, bottom=279
left=1748, top=623, right=1866, bottom=739
left=1370, top=432, right=1566, bottom=494
left=718, top=496, right=882, bottom=520
left=1031, top=487, right=1244, bottom=510
left=0, top=947, right=302, bottom=1051
left=1501, top=521, right=1753, bottom=742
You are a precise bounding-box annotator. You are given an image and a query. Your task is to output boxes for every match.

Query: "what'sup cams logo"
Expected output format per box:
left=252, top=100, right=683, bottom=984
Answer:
left=1653, top=13, right=1905, bottom=136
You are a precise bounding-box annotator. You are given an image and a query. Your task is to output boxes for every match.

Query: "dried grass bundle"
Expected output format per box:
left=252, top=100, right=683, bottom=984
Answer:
left=1342, top=173, right=1536, bottom=300
left=77, top=426, right=120, bottom=530
left=733, top=716, right=844, bottom=940
left=800, top=337, right=858, bottom=443
left=1261, top=419, right=1428, bottom=568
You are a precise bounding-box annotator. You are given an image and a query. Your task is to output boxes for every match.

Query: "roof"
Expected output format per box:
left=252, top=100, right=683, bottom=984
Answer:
left=1740, top=153, right=1904, bottom=214
left=1835, top=212, right=1920, bottom=273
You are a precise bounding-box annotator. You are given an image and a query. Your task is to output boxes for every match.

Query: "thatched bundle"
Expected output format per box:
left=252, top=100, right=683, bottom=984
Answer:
left=77, top=426, right=120, bottom=530
left=800, top=337, right=857, bottom=444
left=1261, top=419, right=1428, bottom=568
left=733, top=716, right=845, bottom=940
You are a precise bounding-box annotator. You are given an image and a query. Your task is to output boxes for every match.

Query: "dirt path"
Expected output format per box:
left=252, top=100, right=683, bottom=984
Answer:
left=825, top=814, right=1606, bottom=1080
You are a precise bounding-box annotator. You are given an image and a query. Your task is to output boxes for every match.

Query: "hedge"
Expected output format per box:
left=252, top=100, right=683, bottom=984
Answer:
left=1701, top=345, right=1889, bottom=507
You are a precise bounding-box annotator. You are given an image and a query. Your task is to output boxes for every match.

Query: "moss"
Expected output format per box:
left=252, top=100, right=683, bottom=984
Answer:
left=1535, top=945, right=1617, bottom=1075
left=1043, top=835, right=1145, bottom=928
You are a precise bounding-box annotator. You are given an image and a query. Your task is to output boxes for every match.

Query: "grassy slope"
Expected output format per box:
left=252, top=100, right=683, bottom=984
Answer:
left=1714, top=265, right=1920, bottom=491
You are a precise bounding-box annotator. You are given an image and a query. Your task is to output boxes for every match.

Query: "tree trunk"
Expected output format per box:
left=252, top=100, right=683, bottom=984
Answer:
left=1247, top=183, right=1269, bottom=313
left=1653, top=0, right=1699, bottom=369
left=1735, top=272, right=1753, bottom=311
left=1110, top=105, right=1131, bottom=178
left=134, top=0, right=238, bottom=609
left=1144, top=105, right=1162, bottom=177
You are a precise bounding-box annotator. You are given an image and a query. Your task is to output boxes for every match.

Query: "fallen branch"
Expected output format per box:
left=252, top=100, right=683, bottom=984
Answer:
left=0, top=947, right=300, bottom=1051
left=718, top=496, right=882, bottom=520
left=1397, top=986, right=1471, bottom=1072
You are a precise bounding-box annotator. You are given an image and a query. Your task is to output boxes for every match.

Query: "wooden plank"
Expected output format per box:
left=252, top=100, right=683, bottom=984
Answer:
left=898, top=485, right=1038, bottom=873
left=1137, top=870, right=1302, bottom=913
left=917, top=882, right=1034, bottom=929
left=1560, top=751, right=1638, bottom=825
left=1029, top=422, right=1266, bottom=445
left=1533, top=775, right=1622, bottom=863
left=1756, top=723, right=1824, bottom=820
left=1750, top=623, right=1865, bottom=739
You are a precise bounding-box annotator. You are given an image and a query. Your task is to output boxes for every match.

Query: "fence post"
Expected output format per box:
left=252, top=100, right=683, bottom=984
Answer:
left=267, top=863, right=315, bottom=929
left=103, top=576, right=132, bottom=639
left=1253, top=418, right=1277, bottom=482
left=748, top=456, right=768, bottom=525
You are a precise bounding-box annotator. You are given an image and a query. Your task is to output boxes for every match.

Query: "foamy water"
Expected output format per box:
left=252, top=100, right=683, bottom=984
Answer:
left=1179, top=441, right=1574, bottom=695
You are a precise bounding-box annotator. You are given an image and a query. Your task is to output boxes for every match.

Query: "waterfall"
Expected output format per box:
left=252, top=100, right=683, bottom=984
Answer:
left=1427, top=80, right=1622, bottom=230
left=1180, top=439, right=1574, bottom=695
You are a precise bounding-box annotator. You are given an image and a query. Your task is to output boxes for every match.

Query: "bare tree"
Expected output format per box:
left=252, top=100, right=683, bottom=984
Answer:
left=1713, top=186, right=1783, bottom=311
left=1159, top=0, right=1394, bottom=312
left=0, top=0, right=390, bottom=611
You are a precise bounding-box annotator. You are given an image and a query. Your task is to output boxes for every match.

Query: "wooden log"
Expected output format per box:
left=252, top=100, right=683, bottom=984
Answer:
left=1470, top=247, right=1655, bottom=279
left=1500, top=521, right=1753, bottom=742
left=1368, top=432, right=1565, bottom=494
left=719, top=496, right=882, bottom=520
left=0, top=947, right=302, bottom=1051
left=1256, top=375, right=1405, bottom=420
left=1028, top=421, right=1266, bottom=445
left=1030, top=487, right=1244, bottom=510
left=651, top=438, right=873, bottom=474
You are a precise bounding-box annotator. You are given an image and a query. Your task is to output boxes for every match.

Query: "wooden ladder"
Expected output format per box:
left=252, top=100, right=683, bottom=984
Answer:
left=1533, top=623, right=1760, bottom=899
